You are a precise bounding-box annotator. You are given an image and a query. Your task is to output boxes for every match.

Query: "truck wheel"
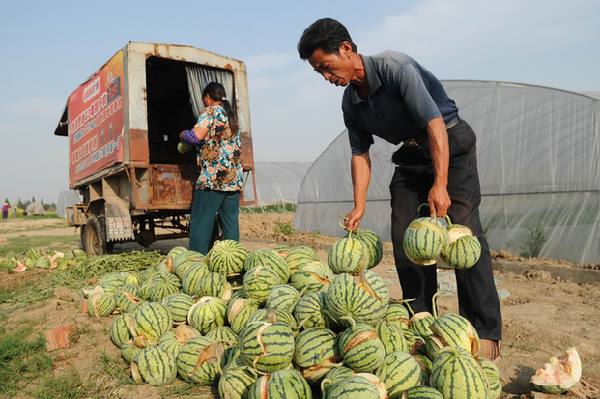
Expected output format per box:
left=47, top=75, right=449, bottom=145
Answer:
left=82, top=215, right=111, bottom=256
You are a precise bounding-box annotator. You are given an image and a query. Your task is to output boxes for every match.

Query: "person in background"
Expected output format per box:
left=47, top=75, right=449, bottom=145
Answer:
left=179, top=82, right=243, bottom=254
left=297, top=18, right=502, bottom=360
left=1, top=201, right=10, bottom=220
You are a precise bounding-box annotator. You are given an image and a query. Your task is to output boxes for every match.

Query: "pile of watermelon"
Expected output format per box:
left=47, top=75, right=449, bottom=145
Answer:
left=82, top=228, right=502, bottom=399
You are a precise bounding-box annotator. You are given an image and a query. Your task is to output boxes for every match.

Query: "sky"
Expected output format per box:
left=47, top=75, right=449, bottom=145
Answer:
left=0, top=0, right=599, bottom=203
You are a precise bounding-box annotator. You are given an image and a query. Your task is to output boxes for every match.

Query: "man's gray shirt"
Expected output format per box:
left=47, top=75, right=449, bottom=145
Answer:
left=342, top=51, right=459, bottom=155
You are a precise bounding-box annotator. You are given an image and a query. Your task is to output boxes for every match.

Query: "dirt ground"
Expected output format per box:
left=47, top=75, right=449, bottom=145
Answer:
left=1, top=215, right=599, bottom=398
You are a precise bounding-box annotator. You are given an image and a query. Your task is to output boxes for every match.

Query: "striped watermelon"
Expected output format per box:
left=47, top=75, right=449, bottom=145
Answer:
left=423, top=335, right=445, bottom=360
left=479, top=357, right=502, bottom=399
left=132, top=302, right=172, bottom=344
left=238, top=321, right=295, bottom=372
left=322, top=373, right=386, bottom=399
left=294, top=327, right=340, bottom=383
left=121, top=343, right=141, bottom=363
left=244, top=248, right=290, bottom=284
left=290, top=261, right=332, bottom=294
left=430, top=313, right=480, bottom=356
left=181, top=263, right=209, bottom=296
left=294, top=291, right=327, bottom=329
left=385, top=300, right=411, bottom=328
left=410, top=311, right=435, bottom=338
left=138, top=267, right=158, bottom=285
left=248, top=308, right=299, bottom=335
left=248, top=369, right=312, bottom=399
left=227, top=297, right=260, bottom=334
left=158, top=331, right=181, bottom=358
left=355, top=228, right=384, bottom=269
left=131, top=346, right=177, bottom=385
left=121, top=271, right=141, bottom=286
left=266, top=284, right=301, bottom=313
left=218, top=364, right=257, bottom=399
left=206, top=326, right=239, bottom=348
left=376, top=320, right=409, bottom=354
left=162, top=293, right=195, bottom=324
left=207, top=239, right=248, bottom=276
left=441, top=223, right=481, bottom=270
left=165, top=246, right=188, bottom=271
left=87, top=292, right=116, bottom=318
left=109, top=313, right=134, bottom=348
left=375, top=351, right=421, bottom=397
left=325, top=271, right=388, bottom=327
left=221, top=345, right=243, bottom=371
left=273, top=245, right=291, bottom=258
left=328, top=236, right=368, bottom=275
left=430, top=347, right=488, bottom=399
left=243, top=266, right=280, bottom=305
left=195, top=271, right=233, bottom=301
left=337, top=322, right=386, bottom=373
left=99, top=271, right=126, bottom=294
left=172, top=251, right=206, bottom=279
left=414, top=353, right=433, bottom=385
left=402, top=216, right=448, bottom=265
left=322, top=366, right=354, bottom=384
left=405, top=386, right=443, bottom=399
left=177, top=336, right=224, bottom=385
left=285, top=246, right=319, bottom=274
left=148, top=270, right=181, bottom=302
left=137, top=278, right=155, bottom=301
left=174, top=324, right=201, bottom=345
left=114, top=285, right=141, bottom=314
left=187, top=296, right=227, bottom=334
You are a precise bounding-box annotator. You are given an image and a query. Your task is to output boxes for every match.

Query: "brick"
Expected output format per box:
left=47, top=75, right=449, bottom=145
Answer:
left=80, top=298, right=88, bottom=315
left=45, top=324, right=76, bottom=352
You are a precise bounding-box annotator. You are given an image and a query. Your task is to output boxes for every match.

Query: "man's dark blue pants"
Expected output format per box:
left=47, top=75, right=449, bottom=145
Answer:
left=390, top=120, right=502, bottom=341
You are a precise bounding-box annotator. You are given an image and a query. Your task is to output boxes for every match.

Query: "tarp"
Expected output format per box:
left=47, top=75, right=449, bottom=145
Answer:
left=25, top=202, right=45, bottom=215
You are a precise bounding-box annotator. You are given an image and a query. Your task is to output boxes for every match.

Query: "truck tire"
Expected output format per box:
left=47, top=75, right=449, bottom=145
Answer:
left=82, top=215, right=113, bottom=256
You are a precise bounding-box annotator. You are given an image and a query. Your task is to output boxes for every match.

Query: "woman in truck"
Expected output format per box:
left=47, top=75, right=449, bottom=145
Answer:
left=179, top=81, right=243, bottom=254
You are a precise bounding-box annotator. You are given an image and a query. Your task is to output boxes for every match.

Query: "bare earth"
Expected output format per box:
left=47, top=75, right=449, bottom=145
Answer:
left=1, top=214, right=599, bottom=398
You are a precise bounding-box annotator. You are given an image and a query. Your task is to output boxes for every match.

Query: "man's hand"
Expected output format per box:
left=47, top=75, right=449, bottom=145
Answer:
left=344, top=206, right=365, bottom=232
left=428, top=183, right=451, bottom=217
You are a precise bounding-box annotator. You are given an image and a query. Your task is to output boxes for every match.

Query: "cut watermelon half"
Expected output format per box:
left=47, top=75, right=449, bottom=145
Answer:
left=530, top=347, right=582, bottom=394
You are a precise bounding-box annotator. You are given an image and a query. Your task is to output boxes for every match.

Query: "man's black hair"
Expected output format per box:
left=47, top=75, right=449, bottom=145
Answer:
left=297, top=18, right=357, bottom=60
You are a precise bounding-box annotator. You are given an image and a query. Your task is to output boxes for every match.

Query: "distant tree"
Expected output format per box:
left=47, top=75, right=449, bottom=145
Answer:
left=3, top=198, right=9, bottom=205
left=43, top=203, right=52, bottom=211
left=16, top=198, right=24, bottom=209
left=32, top=196, right=36, bottom=203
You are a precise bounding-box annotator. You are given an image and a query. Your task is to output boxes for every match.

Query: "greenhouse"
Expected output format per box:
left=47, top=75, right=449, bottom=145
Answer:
left=244, top=161, right=312, bottom=205
left=295, top=80, right=600, bottom=264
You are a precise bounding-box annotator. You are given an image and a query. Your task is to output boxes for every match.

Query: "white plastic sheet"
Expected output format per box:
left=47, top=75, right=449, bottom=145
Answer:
left=295, top=81, right=600, bottom=264
left=244, top=161, right=312, bottom=205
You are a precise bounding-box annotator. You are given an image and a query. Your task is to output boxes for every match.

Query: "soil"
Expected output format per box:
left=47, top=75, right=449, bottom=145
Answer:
left=1, top=215, right=599, bottom=399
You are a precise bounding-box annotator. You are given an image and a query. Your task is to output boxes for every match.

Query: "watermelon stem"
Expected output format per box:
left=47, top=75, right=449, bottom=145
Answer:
left=404, top=298, right=417, bottom=316
left=340, top=316, right=357, bottom=330
left=416, top=202, right=430, bottom=216
left=431, top=292, right=441, bottom=319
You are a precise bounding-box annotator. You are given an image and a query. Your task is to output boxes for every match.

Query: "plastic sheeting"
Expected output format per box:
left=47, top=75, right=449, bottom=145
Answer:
left=295, top=80, right=600, bottom=264
left=244, top=161, right=312, bottom=205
